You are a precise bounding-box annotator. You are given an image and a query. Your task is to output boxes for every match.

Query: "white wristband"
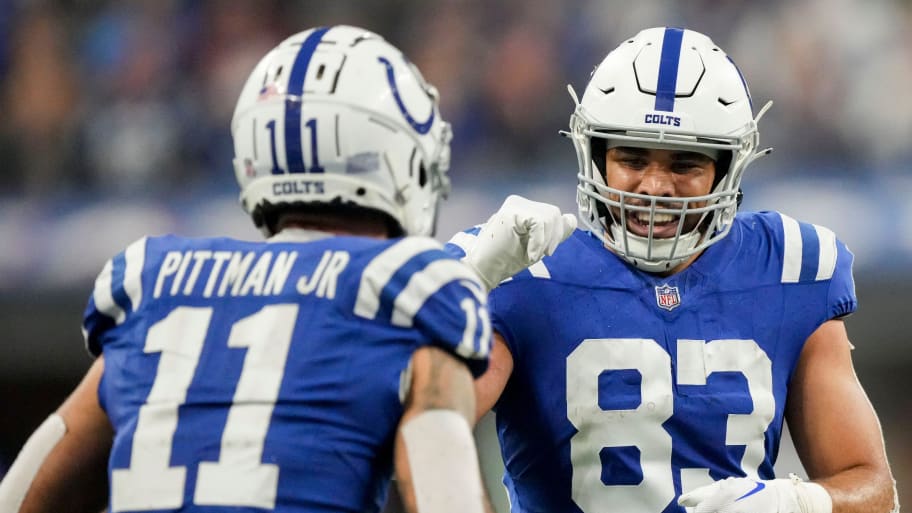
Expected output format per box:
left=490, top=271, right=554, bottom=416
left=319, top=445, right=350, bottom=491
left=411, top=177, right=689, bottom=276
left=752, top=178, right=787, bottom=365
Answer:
left=791, top=474, right=833, bottom=513
left=0, top=414, right=67, bottom=512
left=401, top=410, right=485, bottom=513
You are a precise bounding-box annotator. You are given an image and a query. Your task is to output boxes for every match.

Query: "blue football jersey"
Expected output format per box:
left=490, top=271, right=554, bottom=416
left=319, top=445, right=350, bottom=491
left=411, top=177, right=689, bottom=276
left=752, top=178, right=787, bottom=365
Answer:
left=448, top=211, right=856, bottom=513
left=82, top=230, right=490, bottom=513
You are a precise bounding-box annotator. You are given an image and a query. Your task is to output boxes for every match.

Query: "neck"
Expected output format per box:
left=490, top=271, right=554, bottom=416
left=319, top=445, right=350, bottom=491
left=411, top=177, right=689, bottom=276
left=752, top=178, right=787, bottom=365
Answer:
left=603, top=240, right=705, bottom=276
left=277, top=216, right=389, bottom=240
left=654, top=250, right=703, bottom=276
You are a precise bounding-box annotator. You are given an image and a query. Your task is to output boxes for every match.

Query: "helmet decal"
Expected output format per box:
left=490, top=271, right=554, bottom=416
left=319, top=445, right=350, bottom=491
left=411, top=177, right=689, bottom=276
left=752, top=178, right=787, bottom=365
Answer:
left=655, top=27, right=685, bottom=112
left=378, top=56, right=435, bottom=134
left=285, top=27, right=329, bottom=174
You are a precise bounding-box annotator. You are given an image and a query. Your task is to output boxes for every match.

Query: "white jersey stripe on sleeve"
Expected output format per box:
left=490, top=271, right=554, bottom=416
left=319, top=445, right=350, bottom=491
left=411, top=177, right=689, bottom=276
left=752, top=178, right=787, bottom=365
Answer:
left=123, top=237, right=148, bottom=314
left=446, top=231, right=477, bottom=256
left=813, top=224, right=837, bottom=281
left=391, top=259, right=483, bottom=328
left=527, top=260, right=551, bottom=279
left=92, top=259, right=126, bottom=324
left=779, top=213, right=803, bottom=284
left=457, top=298, right=478, bottom=358
left=354, top=238, right=443, bottom=320
left=478, top=307, right=491, bottom=356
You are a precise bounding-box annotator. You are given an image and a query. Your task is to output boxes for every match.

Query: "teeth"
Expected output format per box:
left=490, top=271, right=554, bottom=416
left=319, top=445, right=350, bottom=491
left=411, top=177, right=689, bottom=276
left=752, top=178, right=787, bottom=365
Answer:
left=633, top=212, right=676, bottom=224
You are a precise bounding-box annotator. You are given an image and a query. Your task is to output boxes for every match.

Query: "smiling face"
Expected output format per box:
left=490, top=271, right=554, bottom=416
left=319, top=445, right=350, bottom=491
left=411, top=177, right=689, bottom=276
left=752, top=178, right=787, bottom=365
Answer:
left=603, top=146, right=717, bottom=239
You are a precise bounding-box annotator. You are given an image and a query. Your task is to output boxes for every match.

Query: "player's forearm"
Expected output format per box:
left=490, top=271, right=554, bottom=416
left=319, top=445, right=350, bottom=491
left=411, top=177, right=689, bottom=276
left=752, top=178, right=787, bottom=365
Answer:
left=396, top=346, right=489, bottom=513
left=817, top=465, right=898, bottom=513
left=395, top=409, right=488, bottom=513
left=19, top=439, right=109, bottom=513
left=2, top=413, right=109, bottom=513
left=12, top=359, right=112, bottom=513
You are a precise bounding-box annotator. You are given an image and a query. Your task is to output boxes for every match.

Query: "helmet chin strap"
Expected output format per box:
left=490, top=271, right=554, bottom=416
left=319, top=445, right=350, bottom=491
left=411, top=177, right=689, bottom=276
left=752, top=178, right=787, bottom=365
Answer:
left=608, top=224, right=702, bottom=273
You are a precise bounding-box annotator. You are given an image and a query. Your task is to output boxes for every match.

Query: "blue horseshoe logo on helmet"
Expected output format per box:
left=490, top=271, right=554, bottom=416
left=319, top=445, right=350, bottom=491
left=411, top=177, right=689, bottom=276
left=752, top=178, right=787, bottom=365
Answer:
left=378, top=56, right=435, bottom=134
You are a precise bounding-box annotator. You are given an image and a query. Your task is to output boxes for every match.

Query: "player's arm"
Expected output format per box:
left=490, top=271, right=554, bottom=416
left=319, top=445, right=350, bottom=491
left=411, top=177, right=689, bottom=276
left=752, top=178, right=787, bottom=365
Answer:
left=394, top=345, right=494, bottom=513
left=678, top=319, right=898, bottom=513
left=0, top=357, right=112, bottom=513
left=786, top=319, right=898, bottom=513
left=473, top=331, right=514, bottom=423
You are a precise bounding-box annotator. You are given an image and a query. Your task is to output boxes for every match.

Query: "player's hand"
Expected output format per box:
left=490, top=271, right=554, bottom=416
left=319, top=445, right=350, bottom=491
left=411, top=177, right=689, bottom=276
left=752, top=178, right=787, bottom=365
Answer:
left=678, top=475, right=832, bottom=513
left=461, top=195, right=576, bottom=291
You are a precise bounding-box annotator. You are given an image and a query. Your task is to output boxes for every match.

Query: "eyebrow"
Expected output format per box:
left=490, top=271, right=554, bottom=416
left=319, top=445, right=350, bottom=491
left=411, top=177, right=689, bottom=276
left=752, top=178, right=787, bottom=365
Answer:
left=670, top=151, right=712, bottom=162
left=613, top=147, right=711, bottom=162
left=613, top=147, right=649, bottom=156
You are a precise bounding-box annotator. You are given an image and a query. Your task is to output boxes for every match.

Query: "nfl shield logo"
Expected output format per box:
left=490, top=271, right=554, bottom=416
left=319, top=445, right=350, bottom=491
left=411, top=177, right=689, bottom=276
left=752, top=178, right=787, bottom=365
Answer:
left=655, top=284, right=681, bottom=311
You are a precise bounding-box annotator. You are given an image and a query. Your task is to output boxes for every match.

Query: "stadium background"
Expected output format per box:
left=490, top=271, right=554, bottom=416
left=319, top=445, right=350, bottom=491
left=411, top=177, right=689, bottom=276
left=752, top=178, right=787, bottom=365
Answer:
left=0, top=0, right=908, bottom=510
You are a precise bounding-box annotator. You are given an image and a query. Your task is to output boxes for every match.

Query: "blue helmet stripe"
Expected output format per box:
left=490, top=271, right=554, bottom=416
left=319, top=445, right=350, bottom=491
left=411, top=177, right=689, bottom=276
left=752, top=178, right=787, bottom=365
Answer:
left=726, top=55, right=754, bottom=110
left=284, top=26, right=329, bottom=174
left=654, top=27, right=684, bottom=112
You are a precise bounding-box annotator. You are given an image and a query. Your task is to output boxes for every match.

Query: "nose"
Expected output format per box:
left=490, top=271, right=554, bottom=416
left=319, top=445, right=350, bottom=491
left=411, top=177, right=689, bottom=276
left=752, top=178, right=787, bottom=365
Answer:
left=636, top=164, right=675, bottom=197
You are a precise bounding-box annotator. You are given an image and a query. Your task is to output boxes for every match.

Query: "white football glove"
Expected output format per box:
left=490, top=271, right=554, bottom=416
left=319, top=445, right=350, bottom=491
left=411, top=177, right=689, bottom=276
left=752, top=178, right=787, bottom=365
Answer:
left=678, top=475, right=832, bottom=513
left=458, top=195, right=577, bottom=291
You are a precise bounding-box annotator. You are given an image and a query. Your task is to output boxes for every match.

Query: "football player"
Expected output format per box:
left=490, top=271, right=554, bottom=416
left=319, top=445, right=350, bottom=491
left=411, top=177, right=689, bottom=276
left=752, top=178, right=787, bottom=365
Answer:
left=0, top=25, right=577, bottom=513
left=448, top=27, right=899, bottom=513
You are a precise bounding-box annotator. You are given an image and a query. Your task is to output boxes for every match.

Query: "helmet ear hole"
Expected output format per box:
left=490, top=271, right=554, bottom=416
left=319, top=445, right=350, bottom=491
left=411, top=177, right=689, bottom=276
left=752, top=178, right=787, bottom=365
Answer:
left=712, top=152, right=733, bottom=189
left=251, top=206, right=267, bottom=229
left=590, top=137, right=607, bottom=180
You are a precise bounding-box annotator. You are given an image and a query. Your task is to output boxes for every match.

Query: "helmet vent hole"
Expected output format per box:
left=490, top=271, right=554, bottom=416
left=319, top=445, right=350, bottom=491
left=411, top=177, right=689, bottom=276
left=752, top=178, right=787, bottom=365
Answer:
left=317, top=64, right=326, bottom=80
left=599, top=87, right=615, bottom=95
left=356, top=187, right=367, bottom=196
left=275, top=66, right=284, bottom=80
left=712, top=48, right=720, bottom=52
left=418, top=163, right=428, bottom=187
left=718, top=97, right=735, bottom=106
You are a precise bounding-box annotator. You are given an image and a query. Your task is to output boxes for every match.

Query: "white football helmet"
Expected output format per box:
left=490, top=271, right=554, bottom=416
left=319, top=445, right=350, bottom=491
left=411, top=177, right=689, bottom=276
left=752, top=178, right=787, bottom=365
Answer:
left=232, top=25, right=452, bottom=237
left=568, top=27, right=772, bottom=272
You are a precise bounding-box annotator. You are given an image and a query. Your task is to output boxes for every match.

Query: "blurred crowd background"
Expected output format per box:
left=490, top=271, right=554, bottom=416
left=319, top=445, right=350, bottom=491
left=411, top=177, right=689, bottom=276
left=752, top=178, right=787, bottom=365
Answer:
left=0, top=0, right=909, bottom=509
left=3, top=0, right=912, bottom=197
